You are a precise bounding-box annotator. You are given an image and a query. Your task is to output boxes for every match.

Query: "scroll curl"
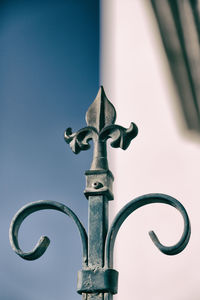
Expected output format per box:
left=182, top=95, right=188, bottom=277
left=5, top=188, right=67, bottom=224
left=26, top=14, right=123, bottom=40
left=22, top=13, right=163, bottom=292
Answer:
left=9, top=200, right=88, bottom=266
left=100, top=122, right=138, bottom=150
left=64, top=127, right=97, bottom=154
left=105, top=193, right=191, bottom=268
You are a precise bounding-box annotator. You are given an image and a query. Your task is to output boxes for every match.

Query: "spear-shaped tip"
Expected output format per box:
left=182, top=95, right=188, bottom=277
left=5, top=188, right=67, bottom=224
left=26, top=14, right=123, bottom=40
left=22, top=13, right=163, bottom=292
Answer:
left=86, top=86, right=116, bottom=132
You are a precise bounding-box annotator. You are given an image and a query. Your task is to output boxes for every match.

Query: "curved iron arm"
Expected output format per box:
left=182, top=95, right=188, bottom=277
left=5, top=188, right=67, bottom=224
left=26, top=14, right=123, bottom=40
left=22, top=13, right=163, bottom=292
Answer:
left=105, top=193, right=191, bottom=268
left=9, top=200, right=88, bottom=267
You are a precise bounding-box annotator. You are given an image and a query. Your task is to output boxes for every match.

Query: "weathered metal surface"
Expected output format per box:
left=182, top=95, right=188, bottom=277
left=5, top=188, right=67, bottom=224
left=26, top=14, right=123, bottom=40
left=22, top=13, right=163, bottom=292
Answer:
left=9, top=200, right=88, bottom=266
left=77, top=269, right=118, bottom=294
left=105, top=193, right=191, bottom=268
left=64, top=86, right=138, bottom=172
left=9, top=87, right=191, bottom=300
left=85, top=194, right=110, bottom=300
left=84, top=170, right=114, bottom=200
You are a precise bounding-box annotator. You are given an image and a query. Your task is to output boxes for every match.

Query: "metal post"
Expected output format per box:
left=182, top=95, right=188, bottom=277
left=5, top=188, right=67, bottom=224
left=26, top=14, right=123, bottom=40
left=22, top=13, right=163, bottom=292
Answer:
left=86, top=195, right=108, bottom=300
left=9, top=86, right=191, bottom=299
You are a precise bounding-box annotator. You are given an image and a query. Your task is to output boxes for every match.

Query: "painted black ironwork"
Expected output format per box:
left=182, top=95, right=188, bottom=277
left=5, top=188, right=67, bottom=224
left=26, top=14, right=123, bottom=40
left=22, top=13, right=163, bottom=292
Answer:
left=9, top=86, right=191, bottom=300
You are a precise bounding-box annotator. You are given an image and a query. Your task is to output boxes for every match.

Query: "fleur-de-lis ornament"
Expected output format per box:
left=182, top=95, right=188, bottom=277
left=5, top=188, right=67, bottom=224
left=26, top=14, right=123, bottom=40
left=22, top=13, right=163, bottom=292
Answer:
left=64, top=86, right=138, bottom=170
left=64, top=86, right=138, bottom=200
left=9, top=87, right=191, bottom=300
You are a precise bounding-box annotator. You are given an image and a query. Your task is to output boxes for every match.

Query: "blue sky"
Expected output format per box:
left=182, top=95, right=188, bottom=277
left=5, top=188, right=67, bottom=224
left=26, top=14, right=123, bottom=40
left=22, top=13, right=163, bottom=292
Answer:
left=0, top=1, right=99, bottom=299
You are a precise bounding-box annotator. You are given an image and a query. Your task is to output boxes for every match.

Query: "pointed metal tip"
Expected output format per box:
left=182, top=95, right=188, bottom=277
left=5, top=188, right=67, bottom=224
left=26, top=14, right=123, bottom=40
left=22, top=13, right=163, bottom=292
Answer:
left=99, top=85, right=104, bottom=91
left=96, top=85, right=106, bottom=100
left=86, top=87, right=116, bottom=131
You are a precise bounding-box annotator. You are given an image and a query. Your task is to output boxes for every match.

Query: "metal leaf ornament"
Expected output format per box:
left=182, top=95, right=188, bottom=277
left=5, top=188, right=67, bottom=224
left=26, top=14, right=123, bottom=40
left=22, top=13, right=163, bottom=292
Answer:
left=85, top=87, right=116, bottom=131
left=64, top=86, right=138, bottom=170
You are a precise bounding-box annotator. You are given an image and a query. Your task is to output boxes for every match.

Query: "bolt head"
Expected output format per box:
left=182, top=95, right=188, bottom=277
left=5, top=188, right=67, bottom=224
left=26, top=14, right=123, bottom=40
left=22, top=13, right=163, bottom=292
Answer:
left=92, top=182, right=103, bottom=189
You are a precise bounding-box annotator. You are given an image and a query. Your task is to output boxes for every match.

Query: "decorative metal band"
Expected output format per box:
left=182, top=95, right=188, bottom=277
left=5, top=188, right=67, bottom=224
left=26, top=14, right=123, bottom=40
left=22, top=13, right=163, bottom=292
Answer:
left=9, top=200, right=88, bottom=267
left=77, top=269, right=118, bottom=294
left=105, top=193, right=191, bottom=268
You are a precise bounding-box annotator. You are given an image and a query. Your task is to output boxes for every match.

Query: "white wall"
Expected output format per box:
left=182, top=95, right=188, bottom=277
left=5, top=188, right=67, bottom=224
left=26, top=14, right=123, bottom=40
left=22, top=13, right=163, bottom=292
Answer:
left=101, top=1, right=200, bottom=299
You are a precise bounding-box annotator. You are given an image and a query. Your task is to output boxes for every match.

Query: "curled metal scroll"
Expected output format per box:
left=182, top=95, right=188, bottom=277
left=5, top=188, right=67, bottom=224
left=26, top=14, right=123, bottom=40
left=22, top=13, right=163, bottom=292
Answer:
left=105, top=193, right=191, bottom=268
left=9, top=200, right=88, bottom=267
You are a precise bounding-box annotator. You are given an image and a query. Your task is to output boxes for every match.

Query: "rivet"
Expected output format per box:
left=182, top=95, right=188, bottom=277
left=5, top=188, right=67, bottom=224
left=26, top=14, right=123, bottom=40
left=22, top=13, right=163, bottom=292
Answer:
left=92, top=182, right=103, bottom=189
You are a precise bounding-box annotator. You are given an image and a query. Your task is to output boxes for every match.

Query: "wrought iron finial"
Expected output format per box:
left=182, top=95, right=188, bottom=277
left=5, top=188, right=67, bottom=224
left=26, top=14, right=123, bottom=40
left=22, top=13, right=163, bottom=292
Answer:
left=9, top=87, right=191, bottom=300
left=64, top=86, right=138, bottom=171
